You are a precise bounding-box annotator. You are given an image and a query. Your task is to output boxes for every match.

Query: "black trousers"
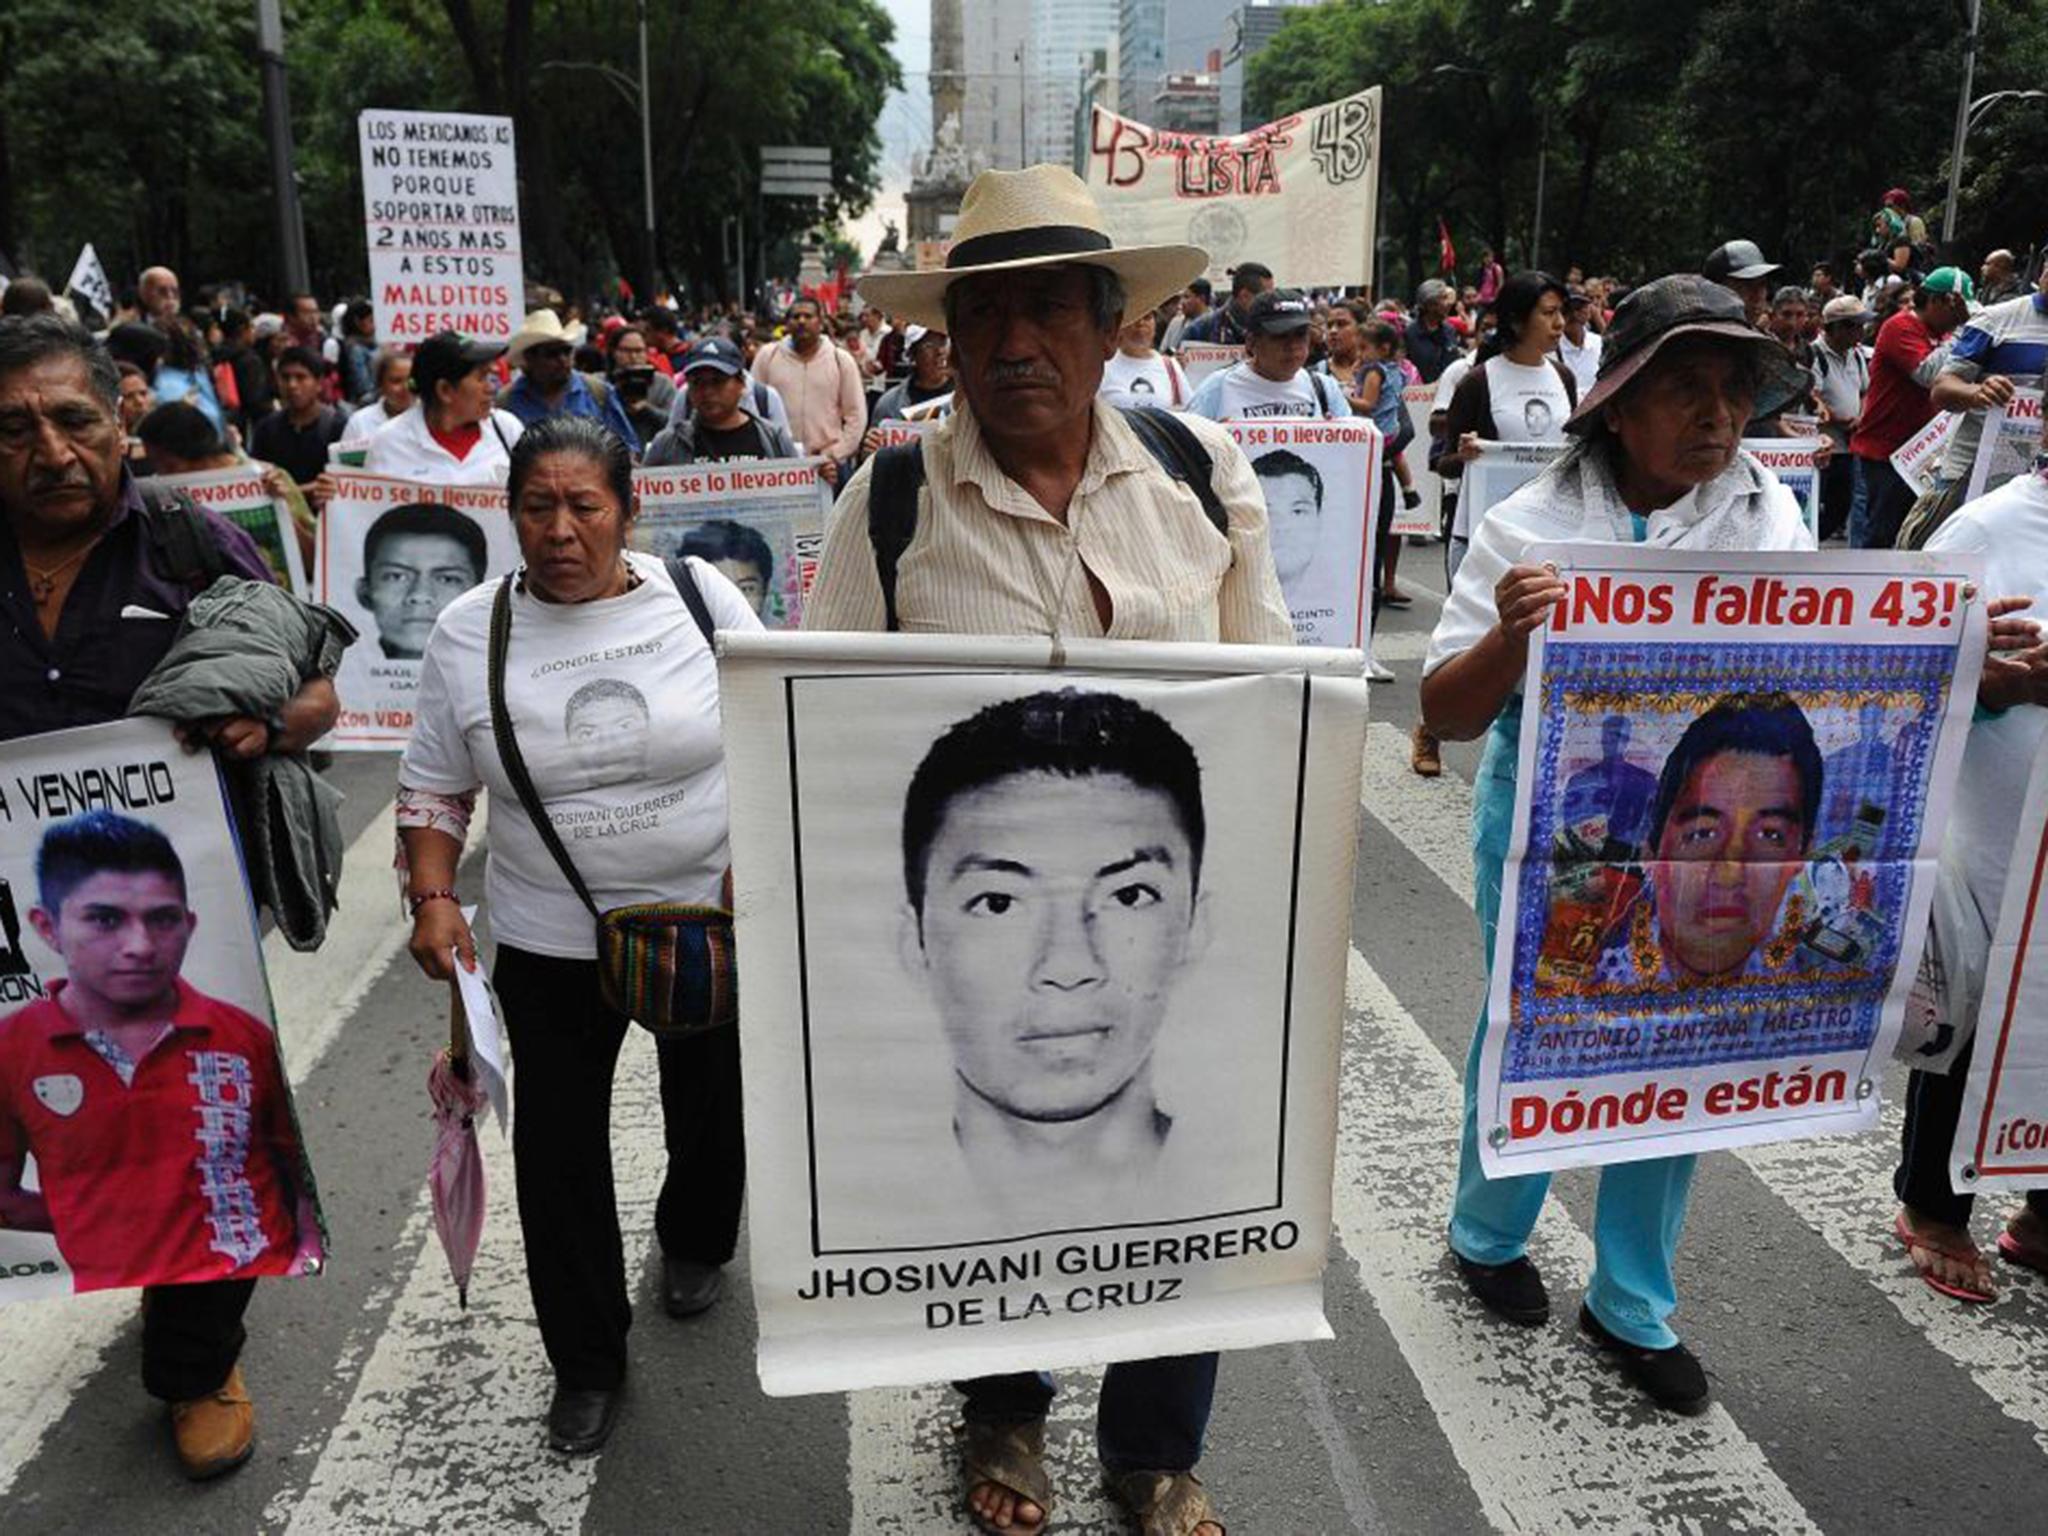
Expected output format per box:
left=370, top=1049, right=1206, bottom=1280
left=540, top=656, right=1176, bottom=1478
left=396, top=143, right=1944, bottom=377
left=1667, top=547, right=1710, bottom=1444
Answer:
left=140, top=1279, right=257, bottom=1401
left=1817, top=452, right=1855, bottom=542
left=1858, top=458, right=1919, bottom=550
left=1368, top=463, right=1398, bottom=632
left=495, top=945, right=747, bottom=1389
left=1895, top=1032, right=2048, bottom=1227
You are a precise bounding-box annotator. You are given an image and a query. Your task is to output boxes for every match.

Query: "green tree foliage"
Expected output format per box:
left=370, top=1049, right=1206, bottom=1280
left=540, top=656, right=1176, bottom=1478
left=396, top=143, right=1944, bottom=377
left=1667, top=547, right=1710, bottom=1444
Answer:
left=0, top=0, right=898, bottom=306
left=1248, top=0, right=2048, bottom=297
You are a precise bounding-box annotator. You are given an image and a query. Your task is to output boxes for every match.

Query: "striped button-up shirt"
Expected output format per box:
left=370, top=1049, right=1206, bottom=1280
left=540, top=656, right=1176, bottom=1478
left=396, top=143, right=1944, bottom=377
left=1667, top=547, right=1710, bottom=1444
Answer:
left=803, top=399, right=1294, bottom=643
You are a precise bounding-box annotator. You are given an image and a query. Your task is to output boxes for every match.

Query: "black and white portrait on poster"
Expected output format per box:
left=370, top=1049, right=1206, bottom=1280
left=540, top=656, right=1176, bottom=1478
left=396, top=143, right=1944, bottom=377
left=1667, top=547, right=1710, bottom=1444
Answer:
left=1223, top=419, right=1379, bottom=649
left=317, top=471, right=519, bottom=748
left=719, top=633, right=1367, bottom=1395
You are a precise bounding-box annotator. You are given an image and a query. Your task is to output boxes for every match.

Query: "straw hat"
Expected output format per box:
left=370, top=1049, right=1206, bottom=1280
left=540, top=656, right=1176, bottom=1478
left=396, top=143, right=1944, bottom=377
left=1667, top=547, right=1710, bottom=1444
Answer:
left=507, top=309, right=588, bottom=364
left=857, top=165, right=1207, bottom=331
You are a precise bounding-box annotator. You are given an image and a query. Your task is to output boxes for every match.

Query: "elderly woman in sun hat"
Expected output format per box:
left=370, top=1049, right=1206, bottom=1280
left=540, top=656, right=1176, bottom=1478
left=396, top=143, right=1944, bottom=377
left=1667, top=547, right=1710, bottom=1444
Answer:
left=1420, top=274, right=1815, bottom=1417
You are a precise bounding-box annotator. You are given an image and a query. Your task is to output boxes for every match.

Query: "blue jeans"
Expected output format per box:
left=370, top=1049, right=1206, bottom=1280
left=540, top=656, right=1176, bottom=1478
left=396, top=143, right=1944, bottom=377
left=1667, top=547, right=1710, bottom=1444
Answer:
left=957, top=1353, right=1218, bottom=1473
left=1447, top=707, right=1698, bottom=1350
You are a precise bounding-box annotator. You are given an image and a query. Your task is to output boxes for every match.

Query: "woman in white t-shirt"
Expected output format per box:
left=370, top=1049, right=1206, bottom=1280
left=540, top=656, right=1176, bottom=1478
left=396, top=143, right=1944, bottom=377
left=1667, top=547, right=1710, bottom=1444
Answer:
left=1433, top=271, right=1577, bottom=570
left=1099, top=311, right=1190, bottom=408
left=395, top=415, right=763, bottom=1456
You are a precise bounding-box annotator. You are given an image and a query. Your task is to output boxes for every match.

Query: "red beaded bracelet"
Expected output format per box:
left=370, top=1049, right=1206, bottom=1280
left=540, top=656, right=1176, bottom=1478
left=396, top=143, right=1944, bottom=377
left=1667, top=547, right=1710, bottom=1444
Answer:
left=407, top=888, right=459, bottom=917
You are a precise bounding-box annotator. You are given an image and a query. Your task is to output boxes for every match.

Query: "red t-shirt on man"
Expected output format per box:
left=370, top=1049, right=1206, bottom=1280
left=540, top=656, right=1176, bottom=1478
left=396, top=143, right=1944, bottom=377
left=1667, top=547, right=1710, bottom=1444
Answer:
left=0, top=980, right=307, bottom=1292
left=1850, top=307, right=1941, bottom=460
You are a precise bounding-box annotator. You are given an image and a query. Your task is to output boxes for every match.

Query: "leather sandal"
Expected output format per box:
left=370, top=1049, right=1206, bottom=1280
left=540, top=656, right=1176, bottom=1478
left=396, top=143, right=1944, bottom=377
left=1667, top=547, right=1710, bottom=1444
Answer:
left=1106, top=1469, right=1226, bottom=1536
left=958, top=1415, right=1054, bottom=1532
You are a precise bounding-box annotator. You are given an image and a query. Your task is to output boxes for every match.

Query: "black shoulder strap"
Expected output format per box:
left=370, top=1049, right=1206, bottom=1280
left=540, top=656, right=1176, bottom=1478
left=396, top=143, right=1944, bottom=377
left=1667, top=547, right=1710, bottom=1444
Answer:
left=1310, top=369, right=1337, bottom=419
left=662, top=554, right=718, bottom=645
left=868, top=441, right=927, bottom=633
left=1117, top=405, right=1229, bottom=538
left=486, top=575, right=601, bottom=919
left=138, top=484, right=229, bottom=592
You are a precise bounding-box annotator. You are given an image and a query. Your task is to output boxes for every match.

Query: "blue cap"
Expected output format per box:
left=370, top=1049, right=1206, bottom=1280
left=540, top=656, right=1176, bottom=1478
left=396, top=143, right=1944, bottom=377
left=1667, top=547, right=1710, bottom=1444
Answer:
left=682, top=337, right=745, bottom=377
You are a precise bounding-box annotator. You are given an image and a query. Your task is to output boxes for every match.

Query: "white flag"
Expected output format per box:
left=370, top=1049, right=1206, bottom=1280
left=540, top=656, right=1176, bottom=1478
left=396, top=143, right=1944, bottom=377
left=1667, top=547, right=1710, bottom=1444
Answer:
left=64, top=244, right=113, bottom=317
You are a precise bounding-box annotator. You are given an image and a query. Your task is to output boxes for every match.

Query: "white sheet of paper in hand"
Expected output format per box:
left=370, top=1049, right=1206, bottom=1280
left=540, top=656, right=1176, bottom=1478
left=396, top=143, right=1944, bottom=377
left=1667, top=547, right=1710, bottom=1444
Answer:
left=454, top=905, right=511, bottom=1132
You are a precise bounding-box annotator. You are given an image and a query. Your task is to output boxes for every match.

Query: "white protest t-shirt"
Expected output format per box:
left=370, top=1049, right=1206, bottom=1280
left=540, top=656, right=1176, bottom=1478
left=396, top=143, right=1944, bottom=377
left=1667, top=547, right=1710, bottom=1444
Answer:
left=1186, top=361, right=1349, bottom=421
left=1100, top=350, right=1190, bottom=408
left=400, top=551, right=764, bottom=958
left=1481, top=355, right=1574, bottom=442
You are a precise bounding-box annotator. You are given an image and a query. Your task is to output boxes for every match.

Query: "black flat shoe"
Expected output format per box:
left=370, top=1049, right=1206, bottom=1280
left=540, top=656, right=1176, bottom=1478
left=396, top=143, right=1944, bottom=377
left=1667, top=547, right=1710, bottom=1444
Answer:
left=662, top=1258, right=725, bottom=1319
left=1452, top=1250, right=1551, bottom=1325
left=547, top=1383, right=624, bottom=1455
left=1577, top=1304, right=1711, bottom=1416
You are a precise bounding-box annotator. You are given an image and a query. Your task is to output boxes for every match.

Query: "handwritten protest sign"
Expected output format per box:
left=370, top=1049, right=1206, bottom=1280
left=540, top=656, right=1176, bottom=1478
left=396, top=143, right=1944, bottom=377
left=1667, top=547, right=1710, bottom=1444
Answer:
left=630, top=460, right=830, bottom=630
left=1965, top=387, right=2044, bottom=504
left=1392, top=383, right=1438, bottom=538
left=358, top=109, right=523, bottom=345
left=720, top=632, right=1364, bottom=1394
left=316, top=471, right=518, bottom=749
left=1479, top=547, right=1984, bottom=1174
left=1085, top=88, right=1381, bottom=289
left=1741, top=437, right=1824, bottom=535
left=1951, top=735, right=2048, bottom=1191
left=0, top=718, right=326, bottom=1304
left=1220, top=419, right=1379, bottom=648
left=141, top=466, right=306, bottom=595
left=1454, top=441, right=1565, bottom=542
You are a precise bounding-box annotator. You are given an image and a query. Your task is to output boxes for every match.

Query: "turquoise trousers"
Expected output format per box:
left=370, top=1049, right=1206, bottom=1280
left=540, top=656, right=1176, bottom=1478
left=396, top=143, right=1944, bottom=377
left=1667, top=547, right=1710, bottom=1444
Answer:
left=1448, top=706, right=1698, bottom=1350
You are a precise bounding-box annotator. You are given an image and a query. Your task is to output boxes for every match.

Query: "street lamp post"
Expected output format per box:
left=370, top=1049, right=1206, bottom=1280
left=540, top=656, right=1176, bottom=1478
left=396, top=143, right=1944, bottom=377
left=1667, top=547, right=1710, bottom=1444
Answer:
left=1942, top=0, right=1983, bottom=246
left=538, top=29, right=658, bottom=301
left=254, top=0, right=311, bottom=296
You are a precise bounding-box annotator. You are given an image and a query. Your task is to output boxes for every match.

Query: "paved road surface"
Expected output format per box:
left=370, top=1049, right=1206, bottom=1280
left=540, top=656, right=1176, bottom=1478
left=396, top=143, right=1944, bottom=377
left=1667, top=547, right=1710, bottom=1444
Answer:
left=4, top=544, right=2046, bottom=1533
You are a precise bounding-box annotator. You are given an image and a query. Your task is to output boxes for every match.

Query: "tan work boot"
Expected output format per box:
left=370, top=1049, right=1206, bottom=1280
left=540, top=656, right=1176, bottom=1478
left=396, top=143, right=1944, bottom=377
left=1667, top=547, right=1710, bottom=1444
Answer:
left=1411, top=722, right=1442, bottom=778
left=170, top=1365, right=255, bottom=1480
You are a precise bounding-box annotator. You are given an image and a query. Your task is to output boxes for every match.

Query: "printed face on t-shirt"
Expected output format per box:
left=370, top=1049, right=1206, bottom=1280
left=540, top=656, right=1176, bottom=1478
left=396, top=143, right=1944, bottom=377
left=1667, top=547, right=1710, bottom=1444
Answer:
left=358, top=532, right=484, bottom=659
left=905, top=772, right=1203, bottom=1124
left=29, top=870, right=195, bottom=1017
left=1257, top=468, right=1322, bottom=587
left=563, top=680, right=653, bottom=789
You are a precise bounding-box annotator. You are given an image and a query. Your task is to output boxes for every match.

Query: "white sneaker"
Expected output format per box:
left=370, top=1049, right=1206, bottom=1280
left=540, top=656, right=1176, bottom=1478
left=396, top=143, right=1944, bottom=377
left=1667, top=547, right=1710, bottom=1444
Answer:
left=1365, top=657, right=1395, bottom=683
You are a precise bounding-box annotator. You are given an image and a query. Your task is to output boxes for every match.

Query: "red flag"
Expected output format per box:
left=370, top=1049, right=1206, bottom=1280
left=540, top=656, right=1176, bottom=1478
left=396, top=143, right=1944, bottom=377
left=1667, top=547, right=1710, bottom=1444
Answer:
left=1438, top=217, right=1457, bottom=275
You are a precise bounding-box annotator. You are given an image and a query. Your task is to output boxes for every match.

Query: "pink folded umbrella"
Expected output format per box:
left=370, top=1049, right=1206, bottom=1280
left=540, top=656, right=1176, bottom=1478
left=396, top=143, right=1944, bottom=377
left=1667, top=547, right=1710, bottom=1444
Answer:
left=428, top=991, right=489, bottom=1309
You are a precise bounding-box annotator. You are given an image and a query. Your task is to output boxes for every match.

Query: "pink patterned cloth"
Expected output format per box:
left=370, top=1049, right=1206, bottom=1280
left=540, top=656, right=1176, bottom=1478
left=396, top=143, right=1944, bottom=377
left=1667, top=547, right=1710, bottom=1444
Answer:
left=393, top=786, right=478, bottom=910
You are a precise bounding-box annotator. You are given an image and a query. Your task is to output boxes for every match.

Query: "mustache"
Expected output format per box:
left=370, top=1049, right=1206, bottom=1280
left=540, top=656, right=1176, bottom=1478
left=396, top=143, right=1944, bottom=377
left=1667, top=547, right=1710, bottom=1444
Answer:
left=28, top=468, right=92, bottom=495
left=986, top=360, right=1061, bottom=388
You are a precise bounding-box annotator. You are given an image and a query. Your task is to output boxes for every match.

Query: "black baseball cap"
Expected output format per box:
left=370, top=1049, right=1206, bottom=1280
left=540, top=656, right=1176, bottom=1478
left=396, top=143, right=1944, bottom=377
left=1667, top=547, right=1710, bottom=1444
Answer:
left=1246, top=288, right=1314, bottom=336
left=1702, top=239, right=1782, bottom=284
left=1567, top=274, right=1808, bottom=433
left=412, top=330, right=505, bottom=397
left=682, top=337, right=745, bottom=377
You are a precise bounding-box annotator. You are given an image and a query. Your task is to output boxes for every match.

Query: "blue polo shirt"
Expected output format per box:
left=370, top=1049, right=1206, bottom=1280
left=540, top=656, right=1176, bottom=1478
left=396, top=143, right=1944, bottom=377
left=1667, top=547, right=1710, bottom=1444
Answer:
left=1936, top=290, right=2048, bottom=480
left=0, top=471, right=275, bottom=742
left=499, top=370, right=642, bottom=454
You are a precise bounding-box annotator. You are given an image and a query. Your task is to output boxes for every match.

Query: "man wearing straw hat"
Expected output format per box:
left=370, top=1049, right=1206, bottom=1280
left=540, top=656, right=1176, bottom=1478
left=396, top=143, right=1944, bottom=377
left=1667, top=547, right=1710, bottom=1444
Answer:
left=805, top=165, right=1291, bottom=1535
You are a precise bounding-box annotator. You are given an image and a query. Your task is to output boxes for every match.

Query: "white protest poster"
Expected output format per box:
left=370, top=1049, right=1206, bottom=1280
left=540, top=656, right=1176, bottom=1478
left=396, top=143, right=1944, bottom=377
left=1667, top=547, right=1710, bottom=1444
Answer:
left=453, top=906, right=509, bottom=1133
left=868, top=419, right=936, bottom=453
left=316, top=471, right=518, bottom=749
left=1085, top=88, right=1381, bottom=289
left=1892, top=413, right=1957, bottom=497
left=358, top=109, right=524, bottom=346
left=1454, top=441, right=1564, bottom=541
left=1951, top=734, right=2048, bottom=1191
left=141, top=466, right=307, bottom=595
left=630, top=460, right=831, bottom=630
left=1221, top=419, right=1379, bottom=648
left=720, top=632, right=1365, bottom=1395
left=1741, top=437, right=1824, bottom=536
left=1479, top=547, right=1984, bottom=1175
left=1392, top=382, right=1439, bottom=538
left=63, top=244, right=113, bottom=319
left=0, top=718, right=326, bottom=1305
left=1965, top=387, right=2044, bottom=504
left=1177, top=344, right=1240, bottom=389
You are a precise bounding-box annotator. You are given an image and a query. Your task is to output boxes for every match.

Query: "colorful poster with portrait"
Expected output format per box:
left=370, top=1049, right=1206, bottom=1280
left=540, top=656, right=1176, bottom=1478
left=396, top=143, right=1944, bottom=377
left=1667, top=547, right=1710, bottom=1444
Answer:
left=0, top=718, right=325, bottom=1304
left=630, top=460, right=831, bottom=631
left=1951, top=734, right=2048, bottom=1191
left=719, top=632, right=1366, bottom=1395
left=1221, top=419, right=1380, bottom=649
left=141, top=466, right=307, bottom=595
left=1741, top=437, right=1824, bottom=536
left=316, top=471, right=518, bottom=750
left=1479, top=546, right=1985, bottom=1175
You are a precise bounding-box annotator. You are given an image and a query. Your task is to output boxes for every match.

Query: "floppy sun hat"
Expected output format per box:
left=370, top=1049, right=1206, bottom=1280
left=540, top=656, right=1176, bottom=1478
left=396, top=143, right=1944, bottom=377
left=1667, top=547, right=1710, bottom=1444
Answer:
left=856, top=165, right=1209, bottom=333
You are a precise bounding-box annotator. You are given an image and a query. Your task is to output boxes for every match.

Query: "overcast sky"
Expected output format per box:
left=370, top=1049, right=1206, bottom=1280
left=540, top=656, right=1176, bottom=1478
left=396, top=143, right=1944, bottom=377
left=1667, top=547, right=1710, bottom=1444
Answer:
left=847, top=0, right=931, bottom=257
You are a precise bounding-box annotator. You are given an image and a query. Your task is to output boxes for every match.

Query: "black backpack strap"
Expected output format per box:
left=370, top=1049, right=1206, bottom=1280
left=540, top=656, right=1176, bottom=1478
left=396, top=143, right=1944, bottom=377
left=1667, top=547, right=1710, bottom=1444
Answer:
left=137, top=483, right=229, bottom=592
left=662, top=554, right=718, bottom=645
left=867, top=441, right=927, bottom=633
left=1117, top=405, right=1230, bottom=538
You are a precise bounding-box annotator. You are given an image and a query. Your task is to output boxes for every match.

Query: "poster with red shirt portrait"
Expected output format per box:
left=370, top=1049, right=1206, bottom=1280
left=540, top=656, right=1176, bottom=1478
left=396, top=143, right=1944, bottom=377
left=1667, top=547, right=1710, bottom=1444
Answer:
left=0, top=718, right=325, bottom=1303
